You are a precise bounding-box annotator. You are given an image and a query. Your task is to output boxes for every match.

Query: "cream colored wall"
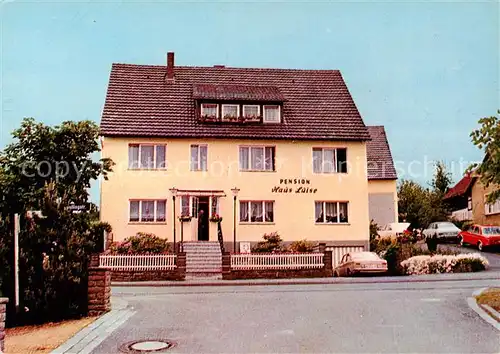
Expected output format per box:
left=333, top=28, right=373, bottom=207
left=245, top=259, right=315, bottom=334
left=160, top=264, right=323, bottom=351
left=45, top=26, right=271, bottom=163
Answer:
left=101, top=137, right=370, bottom=244
left=367, top=179, right=398, bottom=221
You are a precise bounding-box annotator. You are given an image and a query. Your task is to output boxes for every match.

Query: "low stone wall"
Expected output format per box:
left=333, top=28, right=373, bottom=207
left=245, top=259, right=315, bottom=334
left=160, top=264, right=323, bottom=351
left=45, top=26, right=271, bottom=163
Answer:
left=0, top=298, right=7, bottom=353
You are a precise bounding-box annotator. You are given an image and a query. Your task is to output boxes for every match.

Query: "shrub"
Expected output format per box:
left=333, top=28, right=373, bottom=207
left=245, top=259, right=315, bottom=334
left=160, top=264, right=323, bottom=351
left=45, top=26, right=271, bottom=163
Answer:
left=288, top=239, right=316, bottom=253
left=251, top=232, right=284, bottom=253
left=108, top=232, right=170, bottom=254
left=401, top=253, right=488, bottom=275
left=369, top=220, right=379, bottom=251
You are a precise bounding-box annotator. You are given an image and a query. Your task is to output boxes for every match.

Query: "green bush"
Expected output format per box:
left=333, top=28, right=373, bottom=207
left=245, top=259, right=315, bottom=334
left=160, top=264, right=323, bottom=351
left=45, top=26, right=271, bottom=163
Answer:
left=251, top=232, right=284, bottom=253
left=287, top=239, right=316, bottom=253
left=108, top=232, right=170, bottom=254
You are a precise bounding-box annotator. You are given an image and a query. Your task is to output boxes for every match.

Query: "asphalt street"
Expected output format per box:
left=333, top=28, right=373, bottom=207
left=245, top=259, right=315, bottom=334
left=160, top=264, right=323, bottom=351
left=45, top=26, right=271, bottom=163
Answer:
left=93, top=279, right=500, bottom=353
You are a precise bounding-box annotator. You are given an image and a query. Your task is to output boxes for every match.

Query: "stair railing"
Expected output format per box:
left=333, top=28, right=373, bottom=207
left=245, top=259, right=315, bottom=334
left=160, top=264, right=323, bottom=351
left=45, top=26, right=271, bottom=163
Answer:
left=217, top=221, right=225, bottom=253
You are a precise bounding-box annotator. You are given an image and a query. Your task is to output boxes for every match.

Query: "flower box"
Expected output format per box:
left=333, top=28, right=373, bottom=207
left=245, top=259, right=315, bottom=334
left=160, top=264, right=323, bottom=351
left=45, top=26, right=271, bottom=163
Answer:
left=222, top=114, right=239, bottom=122
left=178, top=215, right=192, bottom=222
left=209, top=214, right=223, bottom=223
left=243, top=115, right=262, bottom=123
left=200, top=115, right=218, bottom=122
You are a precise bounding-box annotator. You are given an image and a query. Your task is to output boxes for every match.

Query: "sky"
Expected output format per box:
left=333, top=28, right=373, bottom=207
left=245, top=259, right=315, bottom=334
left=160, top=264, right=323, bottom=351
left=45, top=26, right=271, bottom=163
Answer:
left=1, top=0, right=499, bottom=202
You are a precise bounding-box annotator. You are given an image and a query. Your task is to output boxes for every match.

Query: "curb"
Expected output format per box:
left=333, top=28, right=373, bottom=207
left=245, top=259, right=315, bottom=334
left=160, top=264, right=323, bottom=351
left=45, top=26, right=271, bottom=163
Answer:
left=51, top=299, right=135, bottom=354
left=112, top=273, right=500, bottom=288
left=467, top=288, right=500, bottom=332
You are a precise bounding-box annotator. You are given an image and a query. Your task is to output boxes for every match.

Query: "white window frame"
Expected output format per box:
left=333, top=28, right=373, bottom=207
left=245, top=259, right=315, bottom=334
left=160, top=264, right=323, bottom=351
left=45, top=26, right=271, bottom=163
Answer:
left=190, top=144, right=208, bottom=171
left=129, top=200, right=167, bottom=223
left=222, top=104, right=240, bottom=120
left=312, top=147, right=347, bottom=174
left=315, top=201, right=349, bottom=224
left=263, top=105, right=281, bottom=123
left=484, top=194, right=500, bottom=215
left=239, top=200, right=274, bottom=223
left=239, top=145, right=276, bottom=172
left=129, top=144, right=167, bottom=169
left=243, top=105, right=260, bottom=118
left=200, top=103, right=219, bottom=118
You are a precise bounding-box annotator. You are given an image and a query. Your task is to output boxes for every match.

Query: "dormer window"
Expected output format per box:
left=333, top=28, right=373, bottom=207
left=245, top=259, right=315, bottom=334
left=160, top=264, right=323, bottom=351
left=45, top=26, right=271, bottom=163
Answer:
left=201, top=103, right=218, bottom=119
left=263, top=105, right=281, bottom=123
left=243, top=105, right=260, bottom=119
left=222, top=104, right=239, bottom=121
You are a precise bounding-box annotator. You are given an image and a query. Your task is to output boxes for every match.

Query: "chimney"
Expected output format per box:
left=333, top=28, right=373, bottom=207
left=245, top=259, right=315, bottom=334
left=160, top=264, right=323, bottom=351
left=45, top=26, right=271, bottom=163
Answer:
left=166, top=52, right=175, bottom=81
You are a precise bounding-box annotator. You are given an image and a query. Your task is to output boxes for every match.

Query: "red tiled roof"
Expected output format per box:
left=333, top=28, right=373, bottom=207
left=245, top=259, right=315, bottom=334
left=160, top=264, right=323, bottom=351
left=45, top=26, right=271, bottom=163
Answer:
left=192, top=84, right=285, bottom=101
left=443, top=174, right=473, bottom=200
left=100, top=64, right=370, bottom=141
left=366, top=126, right=397, bottom=180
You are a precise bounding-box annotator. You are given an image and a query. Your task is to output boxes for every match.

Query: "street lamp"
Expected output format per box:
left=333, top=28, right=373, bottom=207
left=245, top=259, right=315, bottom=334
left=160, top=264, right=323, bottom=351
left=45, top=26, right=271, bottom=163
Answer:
left=169, top=187, right=178, bottom=253
left=231, top=187, right=240, bottom=253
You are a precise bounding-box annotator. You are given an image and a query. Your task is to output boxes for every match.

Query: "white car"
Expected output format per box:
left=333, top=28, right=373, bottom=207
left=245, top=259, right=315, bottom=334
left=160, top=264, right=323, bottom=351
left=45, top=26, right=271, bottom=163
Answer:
left=377, top=222, right=411, bottom=238
left=422, top=222, right=461, bottom=243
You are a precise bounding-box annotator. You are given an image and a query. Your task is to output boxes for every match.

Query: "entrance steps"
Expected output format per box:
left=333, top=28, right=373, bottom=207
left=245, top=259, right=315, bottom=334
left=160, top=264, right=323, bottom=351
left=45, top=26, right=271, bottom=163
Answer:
left=183, top=241, right=222, bottom=280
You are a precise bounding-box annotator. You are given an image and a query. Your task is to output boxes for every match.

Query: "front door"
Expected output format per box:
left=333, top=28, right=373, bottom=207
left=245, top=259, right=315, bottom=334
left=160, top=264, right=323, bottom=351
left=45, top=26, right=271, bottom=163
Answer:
left=197, top=196, right=210, bottom=241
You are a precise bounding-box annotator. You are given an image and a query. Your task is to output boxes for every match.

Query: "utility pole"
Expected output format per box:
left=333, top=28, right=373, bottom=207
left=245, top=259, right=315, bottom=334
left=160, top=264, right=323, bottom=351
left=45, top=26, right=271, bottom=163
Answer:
left=14, top=213, right=20, bottom=311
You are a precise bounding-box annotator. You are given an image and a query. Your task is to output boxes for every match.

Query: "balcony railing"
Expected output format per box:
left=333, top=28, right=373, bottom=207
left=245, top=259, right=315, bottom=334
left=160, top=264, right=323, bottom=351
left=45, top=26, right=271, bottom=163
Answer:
left=231, top=253, right=324, bottom=270
left=451, top=208, right=472, bottom=221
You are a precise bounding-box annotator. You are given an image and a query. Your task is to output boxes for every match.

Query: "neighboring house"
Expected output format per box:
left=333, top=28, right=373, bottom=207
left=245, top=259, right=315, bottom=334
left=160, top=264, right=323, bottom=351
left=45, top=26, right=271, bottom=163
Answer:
left=470, top=178, right=500, bottom=225
left=99, top=52, right=397, bottom=252
left=366, top=126, right=398, bottom=226
left=443, top=173, right=473, bottom=222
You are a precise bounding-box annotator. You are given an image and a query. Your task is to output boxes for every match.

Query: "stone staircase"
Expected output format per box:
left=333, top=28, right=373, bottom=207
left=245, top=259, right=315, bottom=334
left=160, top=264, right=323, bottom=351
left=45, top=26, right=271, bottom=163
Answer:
left=183, top=241, right=222, bottom=280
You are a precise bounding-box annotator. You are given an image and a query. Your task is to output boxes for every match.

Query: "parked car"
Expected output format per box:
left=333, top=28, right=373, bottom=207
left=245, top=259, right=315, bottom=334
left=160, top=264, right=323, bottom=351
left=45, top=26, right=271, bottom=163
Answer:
left=459, top=224, right=500, bottom=251
left=377, top=222, right=411, bottom=238
left=422, top=222, right=461, bottom=243
left=334, top=252, right=388, bottom=277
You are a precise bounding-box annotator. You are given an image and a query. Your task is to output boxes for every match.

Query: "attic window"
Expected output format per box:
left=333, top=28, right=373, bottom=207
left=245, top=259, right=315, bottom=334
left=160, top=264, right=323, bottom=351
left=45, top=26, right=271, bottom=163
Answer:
left=201, top=103, right=218, bottom=119
left=263, top=105, right=280, bottom=123
left=222, top=104, right=239, bottom=120
left=243, top=105, right=260, bottom=119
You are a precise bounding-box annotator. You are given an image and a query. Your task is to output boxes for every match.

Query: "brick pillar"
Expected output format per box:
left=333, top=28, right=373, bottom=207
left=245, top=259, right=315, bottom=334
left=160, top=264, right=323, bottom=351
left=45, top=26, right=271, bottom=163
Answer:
left=176, top=252, right=186, bottom=280
left=88, top=254, right=111, bottom=316
left=323, top=250, right=333, bottom=277
left=222, top=252, right=231, bottom=280
left=318, top=243, right=326, bottom=253
left=0, top=298, right=8, bottom=353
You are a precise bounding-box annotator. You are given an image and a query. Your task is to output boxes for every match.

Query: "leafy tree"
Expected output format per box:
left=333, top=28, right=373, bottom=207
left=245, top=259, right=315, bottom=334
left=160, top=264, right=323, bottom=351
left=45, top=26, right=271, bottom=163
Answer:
left=397, top=179, right=428, bottom=228
left=431, top=161, right=452, bottom=196
left=470, top=111, right=500, bottom=203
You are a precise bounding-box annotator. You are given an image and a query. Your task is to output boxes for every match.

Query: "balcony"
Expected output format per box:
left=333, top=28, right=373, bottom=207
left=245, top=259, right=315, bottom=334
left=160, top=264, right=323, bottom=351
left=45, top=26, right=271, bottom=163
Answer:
left=451, top=208, right=472, bottom=221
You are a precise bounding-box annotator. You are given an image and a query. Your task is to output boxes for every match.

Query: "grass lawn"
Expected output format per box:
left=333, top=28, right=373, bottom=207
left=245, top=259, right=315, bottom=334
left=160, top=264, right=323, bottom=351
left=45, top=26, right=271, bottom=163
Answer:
left=476, top=288, right=500, bottom=312
left=4, top=316, right=97, bottom=353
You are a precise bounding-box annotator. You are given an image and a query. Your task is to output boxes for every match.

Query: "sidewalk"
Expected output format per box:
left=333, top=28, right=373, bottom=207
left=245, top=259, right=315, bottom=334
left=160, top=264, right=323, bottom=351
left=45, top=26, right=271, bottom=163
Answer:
left=112, top=270, right=500, bottom=288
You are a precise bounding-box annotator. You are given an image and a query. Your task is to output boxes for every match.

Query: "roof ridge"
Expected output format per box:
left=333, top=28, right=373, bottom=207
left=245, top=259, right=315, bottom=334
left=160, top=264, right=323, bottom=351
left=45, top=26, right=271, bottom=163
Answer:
left=111, top=62, right=341, bottom=72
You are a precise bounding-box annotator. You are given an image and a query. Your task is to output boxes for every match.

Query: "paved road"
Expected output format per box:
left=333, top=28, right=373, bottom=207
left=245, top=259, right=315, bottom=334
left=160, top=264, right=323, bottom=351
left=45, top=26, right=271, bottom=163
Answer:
left=93, top=279, right=500, bottom=353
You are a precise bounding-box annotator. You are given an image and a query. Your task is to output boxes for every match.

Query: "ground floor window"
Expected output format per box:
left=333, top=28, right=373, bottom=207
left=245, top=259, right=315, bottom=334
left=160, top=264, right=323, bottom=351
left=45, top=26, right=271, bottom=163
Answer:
left=240, top=201, right=274, bottom=223
left=129, top=200, right=166, bottom=222
left=211, top=197, right=220, bottom=217
left=315, top=201, right=348, bottom=224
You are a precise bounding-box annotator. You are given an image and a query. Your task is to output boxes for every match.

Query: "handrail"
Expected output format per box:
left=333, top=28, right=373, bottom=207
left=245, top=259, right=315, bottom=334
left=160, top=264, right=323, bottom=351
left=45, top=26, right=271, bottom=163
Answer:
left=217, top=221, right=225, bottom=253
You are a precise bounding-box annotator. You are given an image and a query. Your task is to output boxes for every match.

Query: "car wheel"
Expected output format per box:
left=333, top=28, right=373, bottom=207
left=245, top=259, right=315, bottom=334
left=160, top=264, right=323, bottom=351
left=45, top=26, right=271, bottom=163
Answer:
left=478, top=241, right=483, bottom=251
left=333, top=271, right=339, bottom=278
left=346, top=268, right=352, bottom=277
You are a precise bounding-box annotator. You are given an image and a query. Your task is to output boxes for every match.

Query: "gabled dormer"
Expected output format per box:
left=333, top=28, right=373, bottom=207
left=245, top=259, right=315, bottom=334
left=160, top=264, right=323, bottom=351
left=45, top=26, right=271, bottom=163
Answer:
left=193, top=84, right=284, bottom=125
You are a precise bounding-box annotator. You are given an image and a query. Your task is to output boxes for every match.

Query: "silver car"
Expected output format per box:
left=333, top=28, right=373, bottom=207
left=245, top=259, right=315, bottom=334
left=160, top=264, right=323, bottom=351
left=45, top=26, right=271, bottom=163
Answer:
left=422, top=222, right=461, bottom=243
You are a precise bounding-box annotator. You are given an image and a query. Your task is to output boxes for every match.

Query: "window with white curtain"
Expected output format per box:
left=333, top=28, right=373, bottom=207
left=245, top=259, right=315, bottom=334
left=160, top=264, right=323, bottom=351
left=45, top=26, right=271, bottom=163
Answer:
left=315, top=201, right=349, bottom=223
left=190, top=144, right=208, bottom=171
left=263, top=105, right=280, bottom=123
left=312, top=148, right=347, bottom=173
left=222, top=104, right=239, bottom=120
left=129, top=200, right=167, bottom=222
left=128, top=144, right=167, bottom=169
left=240, top=201, right=274, bottom=223
left=485, top=195, right=500, bottom=215
left=239, top=146, right=275, bottom=171
left=180, top=196, right=190, bottom=216
left=201, top=103, right=218, bottom=118
left=243, top=105, right=260, bottom=119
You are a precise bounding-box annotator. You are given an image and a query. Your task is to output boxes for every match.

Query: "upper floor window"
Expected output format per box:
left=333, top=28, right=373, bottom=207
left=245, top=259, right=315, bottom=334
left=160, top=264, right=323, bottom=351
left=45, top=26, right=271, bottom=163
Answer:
left=243, top=105, right=260, bottom=119
left=222, top=104, right=239, bottom=120
left=190, top=144, right=208, bottom=171
left=485, top=196, right=500, bottom=215
left=239, top=146, right=275, bottom=171
left=129, top=199, right=166, bottom=223
left=129, top=144, right=166, bottom=169
left=263, top=105, right=280, bottom=123
left=315, top=201, right=349, bottom=224
left=312, top=147, right=347, bottom=173
left=201, top=103, right=218, bottom=119
left=240, top=201, right=274, bottom=223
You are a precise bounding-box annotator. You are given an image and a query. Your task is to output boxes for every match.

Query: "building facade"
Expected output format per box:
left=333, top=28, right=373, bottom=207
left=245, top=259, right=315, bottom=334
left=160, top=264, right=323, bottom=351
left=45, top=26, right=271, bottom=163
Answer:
left=471, top=179, right=500, bottom=225
left=100, top=52, right=397, bottom=251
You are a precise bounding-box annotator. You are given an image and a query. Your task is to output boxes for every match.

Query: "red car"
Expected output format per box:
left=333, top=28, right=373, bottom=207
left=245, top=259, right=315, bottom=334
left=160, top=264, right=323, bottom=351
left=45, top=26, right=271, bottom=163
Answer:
left=459, top=224, right=500, bottom=251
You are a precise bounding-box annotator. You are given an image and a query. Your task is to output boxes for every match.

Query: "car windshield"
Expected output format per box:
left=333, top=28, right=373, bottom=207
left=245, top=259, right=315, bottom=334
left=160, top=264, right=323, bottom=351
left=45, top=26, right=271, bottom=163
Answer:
left=352, top=252, right=380, bottom=260
left=436, top=222, right=456, bottom=228
left=482, top=227, right=500, bottom=235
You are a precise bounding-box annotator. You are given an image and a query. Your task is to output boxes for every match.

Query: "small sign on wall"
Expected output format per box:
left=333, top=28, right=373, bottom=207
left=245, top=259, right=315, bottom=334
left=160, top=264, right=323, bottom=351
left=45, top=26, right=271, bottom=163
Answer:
left=240, top=242, right=251, bottom=254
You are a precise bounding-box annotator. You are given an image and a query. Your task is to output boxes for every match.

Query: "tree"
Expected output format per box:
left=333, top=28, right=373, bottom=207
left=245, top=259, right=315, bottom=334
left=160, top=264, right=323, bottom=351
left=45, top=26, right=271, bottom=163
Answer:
left=470, top=111, right=500, bottom=203
left=397, top=179, right=428, bottom=228
left=431, top=161, right=452, bottom=196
